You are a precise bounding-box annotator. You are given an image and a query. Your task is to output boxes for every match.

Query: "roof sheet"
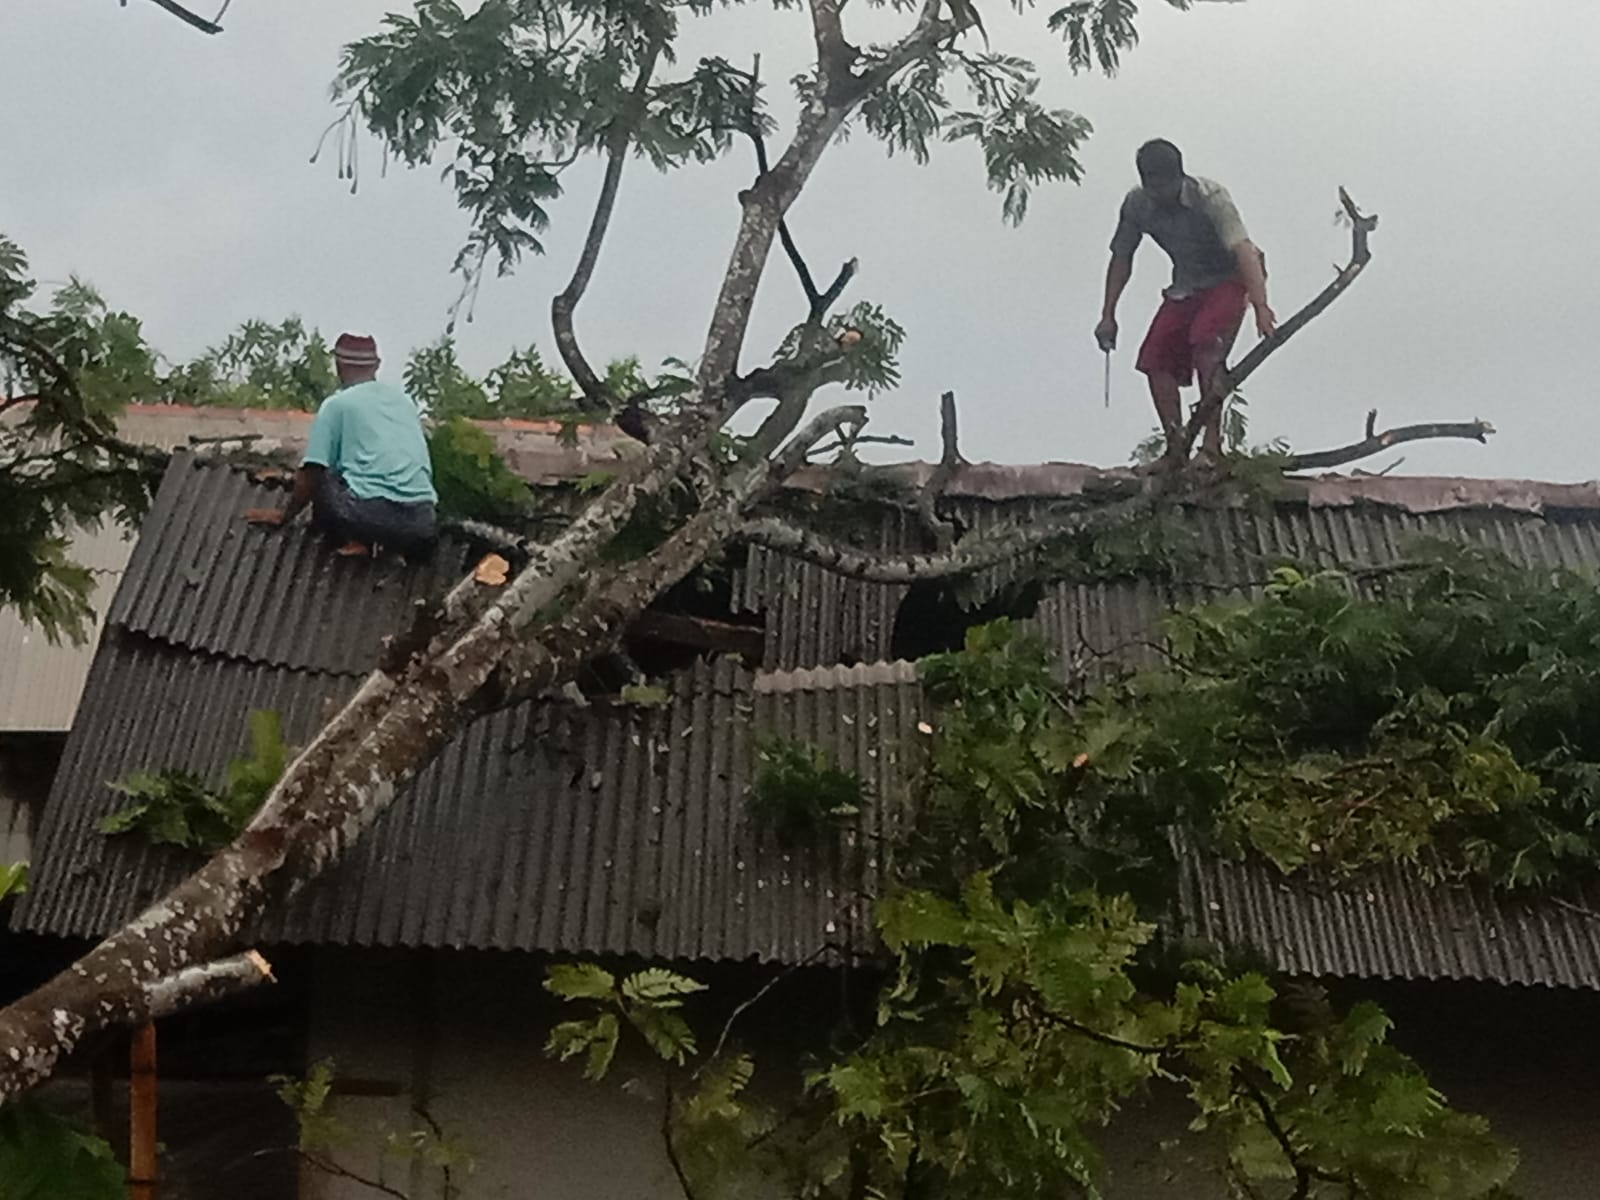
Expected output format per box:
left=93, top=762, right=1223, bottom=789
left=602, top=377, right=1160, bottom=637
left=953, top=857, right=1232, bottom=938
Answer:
left=0, top=522, right=137, bottom=732
left=1176, top=839, right=1600, bottom=990
left=109, top=456, right=477, bottom=673
left=16, top=645, right=921, bottom=964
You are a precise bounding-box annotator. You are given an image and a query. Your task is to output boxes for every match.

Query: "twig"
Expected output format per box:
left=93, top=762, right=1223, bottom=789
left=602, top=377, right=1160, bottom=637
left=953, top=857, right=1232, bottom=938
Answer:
left=809, top=433, right=915, bottom=457
left=1232, top=1070, right=1344, bottom=1200
left=553, top=40, right=664, bottom=408
left=1548, top=895, right=1600, bottom=923
left=1178, top=188, right=1379, bottom=463
left=662, top=1074, right=699, bottom=1200
left=1284, top=409, right=1493, bottom=471
left=706, top=942, right=840, bottom=1066
left=301, top=1151, right=410, bottom=1200
left=1037, top=1009, right=1164, bottom=1056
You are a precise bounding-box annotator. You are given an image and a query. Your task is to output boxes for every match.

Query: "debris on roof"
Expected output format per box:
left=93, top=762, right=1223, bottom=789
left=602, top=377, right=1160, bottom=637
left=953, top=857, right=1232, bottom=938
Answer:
left=20, top=453, right=1600, bottom=982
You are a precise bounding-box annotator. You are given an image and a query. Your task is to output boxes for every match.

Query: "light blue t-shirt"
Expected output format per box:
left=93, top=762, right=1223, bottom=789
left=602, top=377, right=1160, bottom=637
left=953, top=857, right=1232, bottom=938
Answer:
left=304, top=379, right=438, bottom=504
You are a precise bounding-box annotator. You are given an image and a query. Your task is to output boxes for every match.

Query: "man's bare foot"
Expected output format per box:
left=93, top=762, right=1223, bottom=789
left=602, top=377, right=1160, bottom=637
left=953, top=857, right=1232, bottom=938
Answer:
left=334, top=541, right=370, bottom=558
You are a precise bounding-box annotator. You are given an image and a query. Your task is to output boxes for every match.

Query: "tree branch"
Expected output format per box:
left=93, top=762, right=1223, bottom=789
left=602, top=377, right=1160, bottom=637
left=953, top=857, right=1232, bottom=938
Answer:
left=1233, top=1071, right=1317, bottom=1200
left=142, top=951, right=275, bottom=1022
left=746, top=56, right=858, bottom=324
left=553, top=40, right=664, bottom=409
left=916, top=391, right=964, bottom=550
left=1283, top=410, right=1494, bottom=472
left=739, top=479, right=1155, bottom=584
left=1179, top=188, right=1379, bottom=461
left=662, top=1074, right=698, bottom=1200
left=133, top=0, right=224, bottom=34
left=301, top=1152, right=411, bottom=1200
left=495, top=405, right=867, bottom=699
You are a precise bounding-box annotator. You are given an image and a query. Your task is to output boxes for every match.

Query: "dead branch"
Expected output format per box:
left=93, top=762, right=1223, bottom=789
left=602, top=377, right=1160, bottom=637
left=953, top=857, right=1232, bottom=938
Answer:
left=1179, top=188, right=1378, bottom=461
left=739, top=480, right=1156, bottom=584
left=1284, top=410, right=1494, bottom=472
left=810, top=433, right=915, bottom=458
left=131, top=0, right=224, bottom=34
left=553, top=40, right=664, bottom=408
left=916, top=391, right=965, bottom=549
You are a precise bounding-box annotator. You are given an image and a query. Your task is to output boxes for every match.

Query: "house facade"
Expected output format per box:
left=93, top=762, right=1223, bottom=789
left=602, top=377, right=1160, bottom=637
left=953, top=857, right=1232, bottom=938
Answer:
left=13, top=454, right=1600, bottom=1196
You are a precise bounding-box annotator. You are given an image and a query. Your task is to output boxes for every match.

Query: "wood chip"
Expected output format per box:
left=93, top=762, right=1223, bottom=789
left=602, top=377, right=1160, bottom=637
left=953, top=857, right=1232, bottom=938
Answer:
left=474, top=553, right=511, bottom=586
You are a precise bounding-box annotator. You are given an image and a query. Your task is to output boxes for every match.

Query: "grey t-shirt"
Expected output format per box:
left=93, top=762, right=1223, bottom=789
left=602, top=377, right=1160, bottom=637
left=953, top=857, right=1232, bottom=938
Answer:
left=1110, top=176, right=1250, bottom=299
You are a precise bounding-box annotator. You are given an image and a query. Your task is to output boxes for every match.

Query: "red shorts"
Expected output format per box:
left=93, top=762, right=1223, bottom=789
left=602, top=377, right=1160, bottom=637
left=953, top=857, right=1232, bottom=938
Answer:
left=1136, top=278, right=1247, bottom=386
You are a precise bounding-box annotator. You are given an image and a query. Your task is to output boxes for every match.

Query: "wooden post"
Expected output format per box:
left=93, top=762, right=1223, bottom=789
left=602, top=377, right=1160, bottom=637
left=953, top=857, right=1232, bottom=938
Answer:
left=129, top=1022, right=158, bottom=1200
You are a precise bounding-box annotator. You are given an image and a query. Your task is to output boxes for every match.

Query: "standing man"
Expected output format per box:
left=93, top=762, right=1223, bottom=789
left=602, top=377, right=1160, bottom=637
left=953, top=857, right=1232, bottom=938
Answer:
left=1094, top=139, right=1276, bottom=461
left=245, top=332, right=438, bottom=556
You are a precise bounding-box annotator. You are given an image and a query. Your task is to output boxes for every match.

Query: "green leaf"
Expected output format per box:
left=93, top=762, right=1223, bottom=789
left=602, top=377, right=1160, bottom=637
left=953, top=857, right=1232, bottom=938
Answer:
left=545, top=963, right=617, bottom=1002
left=619, top=684, right=671, bottom=708
left=0, top=862, right=26, bottom=901
left=620, top=967, right=707, bottom=1006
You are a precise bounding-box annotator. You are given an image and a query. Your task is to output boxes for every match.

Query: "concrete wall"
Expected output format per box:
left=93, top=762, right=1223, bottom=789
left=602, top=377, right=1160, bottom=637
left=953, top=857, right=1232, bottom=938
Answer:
left=0, top=734, right=61, bottom=864
left=304, top=951, right=1600, bottom=1200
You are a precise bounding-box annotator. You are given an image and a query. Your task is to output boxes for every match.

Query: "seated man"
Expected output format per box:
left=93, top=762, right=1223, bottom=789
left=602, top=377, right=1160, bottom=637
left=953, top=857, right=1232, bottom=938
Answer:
left=245, top=332, right=438, bottom=556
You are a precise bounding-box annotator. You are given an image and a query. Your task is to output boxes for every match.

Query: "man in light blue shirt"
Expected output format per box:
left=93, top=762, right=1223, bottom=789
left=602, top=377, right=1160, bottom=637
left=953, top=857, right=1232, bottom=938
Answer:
left=245, top=333, right=437, bottom=556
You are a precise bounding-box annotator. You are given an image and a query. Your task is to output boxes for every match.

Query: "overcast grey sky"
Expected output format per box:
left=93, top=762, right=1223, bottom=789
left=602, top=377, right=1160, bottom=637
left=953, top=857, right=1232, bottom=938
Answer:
left=6, top=1, right=1595, bottom=478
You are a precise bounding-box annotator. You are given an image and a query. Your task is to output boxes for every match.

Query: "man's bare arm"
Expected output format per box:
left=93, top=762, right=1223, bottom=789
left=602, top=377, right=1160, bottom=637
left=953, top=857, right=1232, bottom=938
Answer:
left=1234, top=241, right=1276, bottom=337
left=245, top=465, right=324, bottom=526
left=1095, top=255, right=1134, bottom=348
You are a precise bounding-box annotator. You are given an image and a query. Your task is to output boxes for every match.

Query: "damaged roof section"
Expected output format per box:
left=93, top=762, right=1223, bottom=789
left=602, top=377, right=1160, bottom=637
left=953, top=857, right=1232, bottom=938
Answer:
left=17, top=455, right=921, bottom=962
left=737, top=485, right=1600, bottom=672
left=20, top=453, right=1600, bottom=985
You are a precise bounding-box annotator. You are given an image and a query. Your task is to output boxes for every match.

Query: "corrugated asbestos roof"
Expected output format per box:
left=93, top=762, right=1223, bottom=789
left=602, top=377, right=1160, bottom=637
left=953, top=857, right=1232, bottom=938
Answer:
left=1176, top=843, right=1600, bottom=990
left=20, top=455, right=1600, bottom=981
left=738, top=497, right=1600, bottom=671
left=0, top=522, right=135, bottom=732
left=109, top=460, right=477, bottom=672
left=17, top=643, right=920, bottom=963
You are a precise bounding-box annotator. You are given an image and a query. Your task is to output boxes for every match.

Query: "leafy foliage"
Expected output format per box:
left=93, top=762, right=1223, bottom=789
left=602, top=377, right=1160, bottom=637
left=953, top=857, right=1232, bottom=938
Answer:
left=273, top=1058, right=476, bottom=1188
left=167, top=317, right=337, bottom=411
left=100, top=710, right=287, bottom=853
left=0, top=240, right=159, bottom=639
left=545, top=964, right=707, bottom=1079
left=546, top=879, right=1513, bottom=1198
left=749, top=738, right=865, bottom=848
left=543, top=592, right=1532, bottom=1198
left=1051, top=551, right=1600, bottom=887
left=0, top=1100, right=125, bottom=1199
left=427, top=414, right=535, bottom=521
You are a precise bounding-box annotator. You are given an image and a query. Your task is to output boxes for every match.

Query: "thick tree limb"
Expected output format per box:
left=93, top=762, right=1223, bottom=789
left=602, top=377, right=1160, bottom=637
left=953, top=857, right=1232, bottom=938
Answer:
left=1284, top=410, right=1494, bottom=472
left=700, top=0, right=948, bottom=395
left=144, top=951, right=275, bottom=1021
left=553, top=40, right=664, bottom=409
left=739, top=481, right=1156, bottom=584
left=1179, top=188, right=1378, bottom=461
left=496, top=406, right=867, bottom=699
